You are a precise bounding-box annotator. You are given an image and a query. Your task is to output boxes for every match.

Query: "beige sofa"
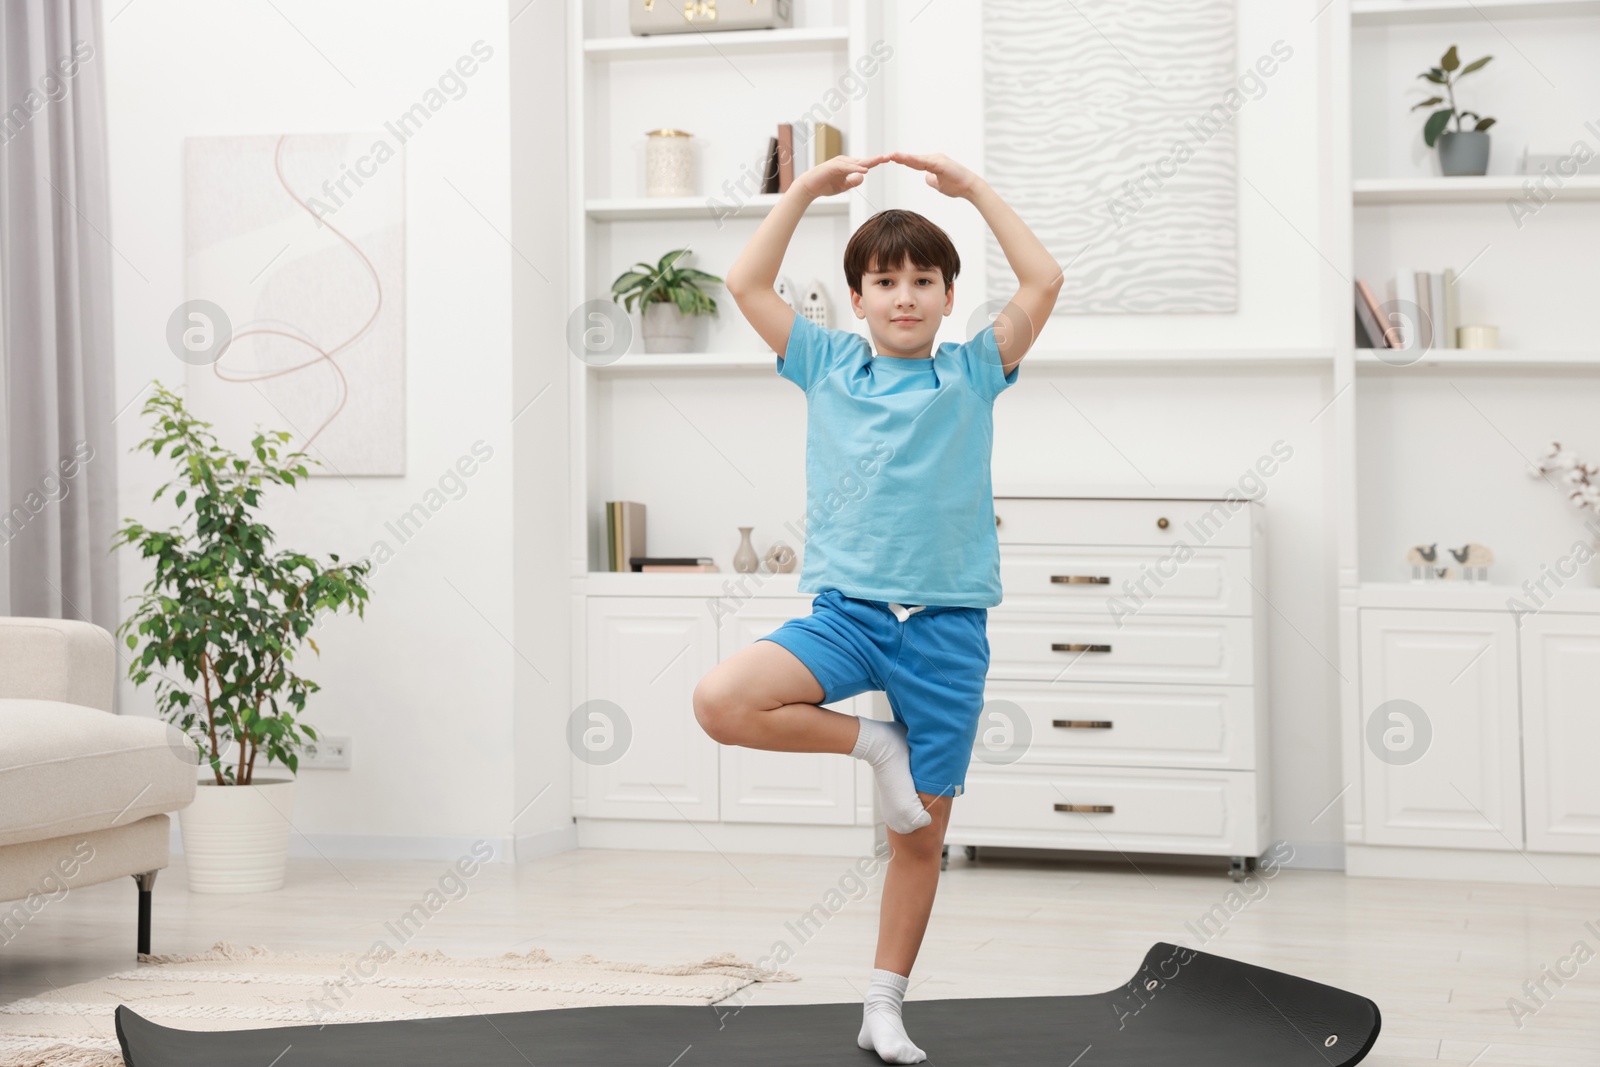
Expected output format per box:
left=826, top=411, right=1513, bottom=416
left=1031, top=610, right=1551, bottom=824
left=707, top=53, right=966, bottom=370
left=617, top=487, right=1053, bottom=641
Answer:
left=0, top=617, right=196, bottom=956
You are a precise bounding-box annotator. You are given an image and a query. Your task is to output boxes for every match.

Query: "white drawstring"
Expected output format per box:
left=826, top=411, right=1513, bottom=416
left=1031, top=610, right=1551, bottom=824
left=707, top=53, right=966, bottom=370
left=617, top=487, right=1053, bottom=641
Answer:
left=886, top=602, right=925, bottom=622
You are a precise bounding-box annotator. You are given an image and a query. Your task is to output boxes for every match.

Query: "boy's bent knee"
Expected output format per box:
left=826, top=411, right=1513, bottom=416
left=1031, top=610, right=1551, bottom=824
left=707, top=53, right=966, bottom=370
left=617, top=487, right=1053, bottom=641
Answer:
left=692, top=675, right=742, bottom=744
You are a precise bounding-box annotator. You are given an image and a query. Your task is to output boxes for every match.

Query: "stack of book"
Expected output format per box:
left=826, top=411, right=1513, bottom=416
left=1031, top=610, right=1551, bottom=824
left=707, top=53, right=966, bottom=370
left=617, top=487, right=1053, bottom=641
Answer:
left=1354, top=268, right=1461, bottom=351
left=760, top=120, right=844, bottom=194
left=603, top=500, right=719, bottom=572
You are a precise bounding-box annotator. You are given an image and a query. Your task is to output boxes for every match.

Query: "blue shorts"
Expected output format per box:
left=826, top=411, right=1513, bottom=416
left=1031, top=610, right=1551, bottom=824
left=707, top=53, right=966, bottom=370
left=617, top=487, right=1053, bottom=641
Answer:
left=755, top=588, right=991, bottom=797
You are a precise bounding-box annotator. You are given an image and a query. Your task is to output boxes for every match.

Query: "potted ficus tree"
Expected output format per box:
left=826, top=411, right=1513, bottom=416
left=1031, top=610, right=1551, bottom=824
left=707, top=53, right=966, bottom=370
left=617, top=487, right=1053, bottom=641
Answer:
left=113, top=383, right=372, bottom=893
left=611, top=248, right=723, bottom=353
left=1414, top=45, right=1496, bottom=177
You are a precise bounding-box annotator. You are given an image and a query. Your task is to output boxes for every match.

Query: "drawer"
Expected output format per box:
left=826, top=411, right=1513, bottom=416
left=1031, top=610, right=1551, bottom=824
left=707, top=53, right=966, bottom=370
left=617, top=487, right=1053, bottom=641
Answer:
left=993, top=497, right=1254, bottom=549
left=974, top=681, right=1257, bottom=770
left=949, top=765, right=1260, bottom=854
left=999, top=545, right=1253, bottom=616
left=986, top=613, right=1253, bottom=685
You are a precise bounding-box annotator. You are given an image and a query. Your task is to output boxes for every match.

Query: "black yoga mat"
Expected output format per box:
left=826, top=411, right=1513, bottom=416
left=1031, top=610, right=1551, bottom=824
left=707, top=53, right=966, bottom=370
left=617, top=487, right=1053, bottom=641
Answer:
left=115, top=941, right=1380, bottom=1066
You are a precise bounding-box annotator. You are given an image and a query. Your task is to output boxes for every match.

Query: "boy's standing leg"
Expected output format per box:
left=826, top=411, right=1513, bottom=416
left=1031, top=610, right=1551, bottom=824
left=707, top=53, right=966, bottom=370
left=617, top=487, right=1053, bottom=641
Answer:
left=858, top=791, right=954, bottom=1064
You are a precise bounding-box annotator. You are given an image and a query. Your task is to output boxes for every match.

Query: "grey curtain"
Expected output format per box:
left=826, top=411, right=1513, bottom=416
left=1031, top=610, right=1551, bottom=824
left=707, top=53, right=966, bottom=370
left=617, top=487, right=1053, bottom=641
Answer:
left=0, top=0, right=119, bottom=638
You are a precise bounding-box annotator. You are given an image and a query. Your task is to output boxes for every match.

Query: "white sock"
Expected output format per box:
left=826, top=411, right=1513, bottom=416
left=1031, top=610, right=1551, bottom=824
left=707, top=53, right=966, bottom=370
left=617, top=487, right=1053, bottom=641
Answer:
left=850, top=717, right=931, bottom=834
left=857, top=967, right=926, bottom=1064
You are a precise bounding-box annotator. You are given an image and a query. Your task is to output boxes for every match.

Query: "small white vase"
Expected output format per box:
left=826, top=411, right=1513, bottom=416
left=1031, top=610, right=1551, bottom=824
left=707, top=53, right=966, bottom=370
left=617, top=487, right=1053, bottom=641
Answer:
left=177, top=776, right=295, bottom=893
left=642, top=301, right=699, bottom=353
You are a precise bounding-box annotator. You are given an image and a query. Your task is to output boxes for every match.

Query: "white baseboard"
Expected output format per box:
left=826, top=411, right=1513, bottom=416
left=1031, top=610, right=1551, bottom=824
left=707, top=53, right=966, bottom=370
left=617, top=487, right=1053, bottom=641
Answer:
left=1346, top=843, right=1600, bottom=886
left=165, top=818, right=1348, bottom=873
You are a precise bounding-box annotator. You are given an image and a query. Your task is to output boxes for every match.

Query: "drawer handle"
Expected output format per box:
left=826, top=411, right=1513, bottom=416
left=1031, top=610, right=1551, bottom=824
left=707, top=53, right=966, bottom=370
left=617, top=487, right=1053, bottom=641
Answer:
left=1051, top=642, right=1112, bottom=653
left=1052, top=719, right=1113, bottom=729
left=1050, top=575, right=1110, bottom=585
left=1054, top=803, right=1114, bottom=814
left=1157, top=517, right=1170, bottom=529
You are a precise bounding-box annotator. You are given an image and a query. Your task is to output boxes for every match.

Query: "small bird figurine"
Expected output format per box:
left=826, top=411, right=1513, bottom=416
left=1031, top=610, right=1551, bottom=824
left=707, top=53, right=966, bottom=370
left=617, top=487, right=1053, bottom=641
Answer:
left=1407, top=543, right=1438, bottom=581
left=1449, top=543, right=1494, bottom=582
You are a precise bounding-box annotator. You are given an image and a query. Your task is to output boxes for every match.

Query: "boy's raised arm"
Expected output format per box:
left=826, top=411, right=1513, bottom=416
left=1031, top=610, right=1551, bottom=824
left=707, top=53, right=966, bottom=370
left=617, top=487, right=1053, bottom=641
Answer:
left=726, top=154, right=889, bottom=356
left=888, top=151, right=1063, bottom=375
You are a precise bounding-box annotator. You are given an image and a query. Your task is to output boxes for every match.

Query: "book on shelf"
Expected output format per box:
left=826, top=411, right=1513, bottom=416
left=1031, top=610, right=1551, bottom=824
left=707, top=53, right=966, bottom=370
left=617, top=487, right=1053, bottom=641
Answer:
left=813, top=121, right=842, bottom=166
left=1440, top=268, right=1458, bottom=350
left=1354, top=279, right=1397, bottom=348
left=1353, top=281, right=1388, bottom=349
left=777, top=123, right=795, bottom=192
left=1430, top=273, right=1449, bottom=350
left=605, top=501, right=646, bottom=573
left=1414, top=271, right=1434, bottom=351
left=629, top=556, right=719, bottom=573
left=1393, top=266, right=1417, bottom=349
left=760, top=135, right=780, bottom=194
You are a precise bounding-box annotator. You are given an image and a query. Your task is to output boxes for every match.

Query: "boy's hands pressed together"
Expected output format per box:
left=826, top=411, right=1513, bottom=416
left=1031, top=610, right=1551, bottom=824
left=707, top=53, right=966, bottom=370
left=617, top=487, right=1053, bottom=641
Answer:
left=886, top=151, right=984, bottom=199
left=794, top=153, right=892, bottom=199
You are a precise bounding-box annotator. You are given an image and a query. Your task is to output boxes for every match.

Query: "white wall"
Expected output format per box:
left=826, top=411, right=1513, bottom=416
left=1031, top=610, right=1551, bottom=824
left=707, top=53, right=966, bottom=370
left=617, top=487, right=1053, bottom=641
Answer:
left=105, top=1, right=521, bottom=860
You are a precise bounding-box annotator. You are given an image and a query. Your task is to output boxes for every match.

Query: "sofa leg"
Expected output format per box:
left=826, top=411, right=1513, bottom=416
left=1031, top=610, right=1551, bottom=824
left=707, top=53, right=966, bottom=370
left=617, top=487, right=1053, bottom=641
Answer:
left=133, top=870, right=158, bottom=956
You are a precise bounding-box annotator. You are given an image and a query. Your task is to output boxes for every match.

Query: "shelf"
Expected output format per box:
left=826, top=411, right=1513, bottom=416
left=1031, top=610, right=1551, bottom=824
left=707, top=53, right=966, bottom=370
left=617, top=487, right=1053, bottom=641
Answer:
left=1355, top=350, right=1600, bottom=368
left=587, top=348, right=1335, bottom=372
left=1352, top=0, right=1600, bottom=24
left=1355, top=581, right=1600, bottom=612
left=584, top=26, right=849, bottom=61
left=585, top=195, right=850, bottom=222
left=581, top=571, right=804, bottom=598
left=1353, top=176, right=1600, bottom=204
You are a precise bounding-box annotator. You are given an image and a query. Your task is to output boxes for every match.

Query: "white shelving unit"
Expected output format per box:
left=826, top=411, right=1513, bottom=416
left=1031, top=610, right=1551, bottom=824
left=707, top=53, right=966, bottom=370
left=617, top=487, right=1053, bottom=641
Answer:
left=1332, top=0, right=1600, bottom=883
left=565, top=1, right=891, bottom=856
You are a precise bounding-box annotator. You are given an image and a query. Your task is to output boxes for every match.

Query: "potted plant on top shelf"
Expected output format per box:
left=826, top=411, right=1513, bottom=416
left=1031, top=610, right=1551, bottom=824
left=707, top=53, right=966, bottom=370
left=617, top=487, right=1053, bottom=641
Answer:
left=1414, top=45, right=1496, bottom=177
left=113, top=383, right=372, bottom=894
left=611, top=249, right=723, bottom=353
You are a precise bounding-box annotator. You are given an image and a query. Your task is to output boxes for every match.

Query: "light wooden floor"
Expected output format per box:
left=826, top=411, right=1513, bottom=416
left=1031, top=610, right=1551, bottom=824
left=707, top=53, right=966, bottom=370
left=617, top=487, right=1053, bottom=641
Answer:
left=3, top=846, right=1597, bottom=1065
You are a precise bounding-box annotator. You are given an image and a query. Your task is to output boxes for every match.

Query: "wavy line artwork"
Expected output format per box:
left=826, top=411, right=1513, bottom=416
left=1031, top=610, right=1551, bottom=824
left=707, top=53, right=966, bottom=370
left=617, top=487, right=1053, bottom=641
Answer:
left=184, top=132, right=406, bottom=475
left=982, top=0, right=1239, bottom=314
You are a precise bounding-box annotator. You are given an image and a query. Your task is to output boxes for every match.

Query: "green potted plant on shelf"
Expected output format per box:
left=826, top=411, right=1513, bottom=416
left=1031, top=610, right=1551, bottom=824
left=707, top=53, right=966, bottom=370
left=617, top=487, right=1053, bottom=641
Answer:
left=611, top=248, right=723, bottom=353
left=112, top=383, right=372, bottom=894
left=1413, top=45, right=1496, bottom=177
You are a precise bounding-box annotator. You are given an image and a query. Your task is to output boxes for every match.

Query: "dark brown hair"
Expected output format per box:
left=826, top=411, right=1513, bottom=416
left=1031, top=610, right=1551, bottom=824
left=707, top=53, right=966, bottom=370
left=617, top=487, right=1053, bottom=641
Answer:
left=843, top=209, right=960, bottom=296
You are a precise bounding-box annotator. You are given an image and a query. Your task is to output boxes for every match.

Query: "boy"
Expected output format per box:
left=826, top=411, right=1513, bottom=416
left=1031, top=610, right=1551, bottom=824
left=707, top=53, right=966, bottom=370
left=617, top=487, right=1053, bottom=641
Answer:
left=691, top=151, right=1062, bottom=1064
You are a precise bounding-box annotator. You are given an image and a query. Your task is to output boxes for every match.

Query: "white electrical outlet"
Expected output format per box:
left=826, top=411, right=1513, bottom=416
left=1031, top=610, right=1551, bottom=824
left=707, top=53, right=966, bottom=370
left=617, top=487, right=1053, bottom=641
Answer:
left=298, top=735, right=352, bottom=769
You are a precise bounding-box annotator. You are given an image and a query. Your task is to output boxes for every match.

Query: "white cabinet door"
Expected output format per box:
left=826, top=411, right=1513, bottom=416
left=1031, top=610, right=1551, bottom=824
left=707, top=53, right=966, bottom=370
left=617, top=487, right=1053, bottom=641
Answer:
left=717, top=598, right=857, bottom=825
left=1521, top=613, right=1600, bottom=854
left=1358, top=609, right=1522, bottom=849
left=583, top=598, right=720, bottom=821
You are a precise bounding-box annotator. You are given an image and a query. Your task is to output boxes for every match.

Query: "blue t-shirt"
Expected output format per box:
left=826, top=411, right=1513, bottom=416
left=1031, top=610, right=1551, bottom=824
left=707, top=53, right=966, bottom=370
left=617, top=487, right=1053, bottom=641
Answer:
left=776, top=312, right=1019, bottom=608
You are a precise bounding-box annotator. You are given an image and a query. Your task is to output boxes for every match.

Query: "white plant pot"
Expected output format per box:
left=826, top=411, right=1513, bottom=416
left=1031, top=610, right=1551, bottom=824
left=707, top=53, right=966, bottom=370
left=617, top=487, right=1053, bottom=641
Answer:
left=641, top=301, right=700, bottom=353
left=177, top=776, right=295, bottom=893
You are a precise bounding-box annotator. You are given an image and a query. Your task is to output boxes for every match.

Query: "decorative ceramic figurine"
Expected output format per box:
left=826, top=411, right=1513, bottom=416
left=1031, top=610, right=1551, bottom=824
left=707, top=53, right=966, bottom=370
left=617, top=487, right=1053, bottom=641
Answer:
left=763, top=541, right=796, bottom=573
left=1449, top=542, right=1494, bottom=582
left=1407, top=543, right=1438, bottom=581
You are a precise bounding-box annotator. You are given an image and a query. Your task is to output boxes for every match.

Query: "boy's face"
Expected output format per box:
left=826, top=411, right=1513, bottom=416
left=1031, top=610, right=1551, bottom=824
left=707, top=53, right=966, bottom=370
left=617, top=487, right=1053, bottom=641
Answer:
left=849, top=256, right=954, bottom=359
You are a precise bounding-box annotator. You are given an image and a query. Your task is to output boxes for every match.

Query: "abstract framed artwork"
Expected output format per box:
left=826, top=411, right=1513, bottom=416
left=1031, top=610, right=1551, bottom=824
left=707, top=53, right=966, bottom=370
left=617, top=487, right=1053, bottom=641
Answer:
left=183, top=132, right=406, bottom=475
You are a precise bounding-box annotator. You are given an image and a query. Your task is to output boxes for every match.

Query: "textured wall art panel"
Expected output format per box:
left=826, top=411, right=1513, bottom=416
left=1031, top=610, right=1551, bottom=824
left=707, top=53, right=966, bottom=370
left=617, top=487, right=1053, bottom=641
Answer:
left=983, top=0, right=1239, bottom=314
left=184, top=133, right=405, bottom=475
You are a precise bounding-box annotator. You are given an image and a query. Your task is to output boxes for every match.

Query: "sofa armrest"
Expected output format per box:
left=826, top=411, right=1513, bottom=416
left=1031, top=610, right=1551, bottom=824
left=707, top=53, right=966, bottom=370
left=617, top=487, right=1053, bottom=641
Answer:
left=0, top=617, right=116, bottom=712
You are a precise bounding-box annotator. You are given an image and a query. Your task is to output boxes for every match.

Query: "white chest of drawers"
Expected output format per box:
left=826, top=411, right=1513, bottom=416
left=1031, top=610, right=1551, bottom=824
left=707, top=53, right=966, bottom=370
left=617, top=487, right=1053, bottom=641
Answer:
left=945, top=490, right=1271, bottom=879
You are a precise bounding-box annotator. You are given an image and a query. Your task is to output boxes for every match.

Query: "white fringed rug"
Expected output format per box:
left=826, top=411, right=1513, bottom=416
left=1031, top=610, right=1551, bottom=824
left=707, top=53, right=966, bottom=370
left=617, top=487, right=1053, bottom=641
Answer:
left=0, top=942, right=798, bottom=1067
